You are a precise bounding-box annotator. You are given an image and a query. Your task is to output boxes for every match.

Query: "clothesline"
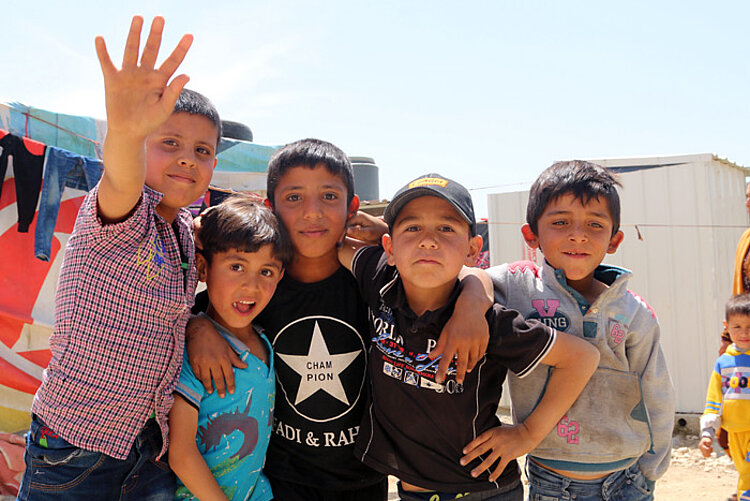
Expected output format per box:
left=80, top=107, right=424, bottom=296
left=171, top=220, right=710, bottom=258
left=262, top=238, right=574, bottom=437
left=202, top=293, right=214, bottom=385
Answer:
left=22, top=111, right=102, bottom=159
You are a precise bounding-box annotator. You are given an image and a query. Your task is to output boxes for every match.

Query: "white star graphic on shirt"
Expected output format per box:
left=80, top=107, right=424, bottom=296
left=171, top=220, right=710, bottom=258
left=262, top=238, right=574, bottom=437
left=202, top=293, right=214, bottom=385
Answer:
left=277, top=321, right=360, bottom=406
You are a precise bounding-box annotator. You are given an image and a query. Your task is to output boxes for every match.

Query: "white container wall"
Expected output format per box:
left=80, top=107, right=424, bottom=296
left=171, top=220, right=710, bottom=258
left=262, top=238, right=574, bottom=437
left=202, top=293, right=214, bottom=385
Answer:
left=487, top=154, right=749, bottom=414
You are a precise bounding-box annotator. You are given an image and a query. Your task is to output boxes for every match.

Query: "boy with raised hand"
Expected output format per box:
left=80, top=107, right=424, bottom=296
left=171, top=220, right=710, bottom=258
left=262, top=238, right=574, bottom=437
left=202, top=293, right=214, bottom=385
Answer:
left=169, top=196, right=293, bottom=501
left=490, top=161, right=675, bottom=500
left=18, top=16, right=219, bottom=500
left=700, top=293, right=750, bottom=501
left=338, top=173, right=599, bottom=500
left=187, top=140, right=492, bottom=501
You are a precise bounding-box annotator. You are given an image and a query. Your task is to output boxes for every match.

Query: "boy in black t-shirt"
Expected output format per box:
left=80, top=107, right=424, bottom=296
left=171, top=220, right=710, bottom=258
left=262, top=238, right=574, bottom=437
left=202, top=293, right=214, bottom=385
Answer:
left=338, top=174, right=600, bottom=500
left=186, top=142, right=495, bottom=501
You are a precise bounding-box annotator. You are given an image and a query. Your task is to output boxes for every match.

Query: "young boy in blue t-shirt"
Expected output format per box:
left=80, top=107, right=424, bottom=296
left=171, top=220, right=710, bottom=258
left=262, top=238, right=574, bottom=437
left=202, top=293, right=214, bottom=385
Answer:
left=169, top=196, right=293, bottom=500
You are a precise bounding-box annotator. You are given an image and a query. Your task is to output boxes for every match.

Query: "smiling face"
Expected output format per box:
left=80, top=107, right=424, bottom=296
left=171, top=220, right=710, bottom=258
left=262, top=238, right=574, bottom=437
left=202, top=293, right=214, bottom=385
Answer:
left=199, top=245, right=284, bottom=340
left=522, top=192, right=623, bottom=297
left=725, top=314, right=750, bottom=352
left=383, top=196, right=481, bottom=313
left=145, top=112, right=218, bottom=222
left=270, top=163, right=359, bottom=281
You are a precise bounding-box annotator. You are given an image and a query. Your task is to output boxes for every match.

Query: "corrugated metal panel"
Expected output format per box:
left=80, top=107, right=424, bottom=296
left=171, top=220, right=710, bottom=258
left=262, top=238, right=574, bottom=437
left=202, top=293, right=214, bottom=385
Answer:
left=487, top=154, right=748, bottom=413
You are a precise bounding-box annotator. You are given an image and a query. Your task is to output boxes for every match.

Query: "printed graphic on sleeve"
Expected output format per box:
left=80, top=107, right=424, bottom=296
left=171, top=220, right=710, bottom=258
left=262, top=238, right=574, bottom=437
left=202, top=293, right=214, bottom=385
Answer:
left=273, top=316, right=366, bottom=423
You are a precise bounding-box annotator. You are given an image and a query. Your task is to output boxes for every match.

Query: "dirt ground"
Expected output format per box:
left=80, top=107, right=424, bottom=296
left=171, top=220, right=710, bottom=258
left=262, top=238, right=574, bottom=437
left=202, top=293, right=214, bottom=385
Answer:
left=385, top=433, right=739, bottom=500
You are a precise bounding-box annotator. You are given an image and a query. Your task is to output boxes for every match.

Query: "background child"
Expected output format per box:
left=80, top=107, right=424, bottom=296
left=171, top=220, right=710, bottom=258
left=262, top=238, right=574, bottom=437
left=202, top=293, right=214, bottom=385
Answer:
left=489, top=160, right=675, bottom=500
left=169, top=196, right=292, bottom=500
left=187, top=141, right=492, bottom=501
left=18, top=16, right=218, bottom=500
left=699, top=293, right=750, bottom=501
left=339, top=173, right=599, bottom=500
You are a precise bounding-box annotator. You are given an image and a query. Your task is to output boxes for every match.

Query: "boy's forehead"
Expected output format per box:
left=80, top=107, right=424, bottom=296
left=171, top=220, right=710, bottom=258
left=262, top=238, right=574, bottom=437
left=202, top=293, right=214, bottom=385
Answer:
left=213, top=246, right=283, bottom=265
left=728, top=313, right=750, bottom=324
left=546, top=192, right=613, bottom=219
left=277, top=163, right=347, bottom=185
left=159, top=111, right=221, bottom=146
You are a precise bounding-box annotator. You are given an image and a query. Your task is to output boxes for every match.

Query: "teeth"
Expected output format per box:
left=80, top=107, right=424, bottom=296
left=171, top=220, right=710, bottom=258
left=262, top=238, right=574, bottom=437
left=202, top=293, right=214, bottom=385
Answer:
left=233, top=301, right=256, bottom=306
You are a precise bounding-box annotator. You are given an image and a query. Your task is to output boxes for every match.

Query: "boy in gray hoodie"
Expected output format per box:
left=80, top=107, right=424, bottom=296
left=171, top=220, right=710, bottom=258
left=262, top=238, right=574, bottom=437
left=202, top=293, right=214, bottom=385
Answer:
left=489, top=161, right=674, bottom=500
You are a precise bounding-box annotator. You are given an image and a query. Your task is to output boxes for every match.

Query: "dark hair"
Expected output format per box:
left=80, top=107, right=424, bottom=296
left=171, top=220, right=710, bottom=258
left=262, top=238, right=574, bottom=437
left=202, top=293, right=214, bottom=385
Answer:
left=198, top=195, right=293, bottom=267
left=526, top=160, right=622, bottom=236
left=726, top=293, right=750, bottom=320
left=265, top=138, right=354, bottom=206
left=173, top=88, right=222, bottom=144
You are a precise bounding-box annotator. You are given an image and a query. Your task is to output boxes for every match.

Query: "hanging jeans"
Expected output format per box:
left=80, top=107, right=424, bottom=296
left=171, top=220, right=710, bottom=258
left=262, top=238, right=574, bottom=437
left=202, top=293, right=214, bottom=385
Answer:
left=34, top=146, right=103, bottom=261
left=0, top=130, right=46, bottom=233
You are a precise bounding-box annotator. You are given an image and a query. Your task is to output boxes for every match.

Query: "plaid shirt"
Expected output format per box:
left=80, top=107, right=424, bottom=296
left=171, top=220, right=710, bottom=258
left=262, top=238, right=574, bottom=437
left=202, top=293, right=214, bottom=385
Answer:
left=32, top=184, right=196, bottom=459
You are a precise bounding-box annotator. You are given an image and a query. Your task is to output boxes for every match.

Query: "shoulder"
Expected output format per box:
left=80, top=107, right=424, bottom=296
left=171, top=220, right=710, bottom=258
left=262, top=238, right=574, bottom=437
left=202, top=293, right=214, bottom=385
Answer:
left=623, top=289, right=658, bottom=321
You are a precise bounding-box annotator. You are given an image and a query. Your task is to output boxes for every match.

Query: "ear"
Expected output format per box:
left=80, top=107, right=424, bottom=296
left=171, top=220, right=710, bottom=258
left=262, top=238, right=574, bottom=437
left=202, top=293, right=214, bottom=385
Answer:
left=348, top=194, right=360, bottom=219
left=264, top=198, right=273, bottom=210
left=723, top=319, right=729, bottom=330
left=465, top=235, right=483, bottom=266
left=382, top=233, right=396, bottom=266
left=196, top=253, right=209, bottom=282
left=521, top=224, right=540, bottom=249
left=212, top=158, right=218, bottom=169
left=607, top=230, right=624, bottom=254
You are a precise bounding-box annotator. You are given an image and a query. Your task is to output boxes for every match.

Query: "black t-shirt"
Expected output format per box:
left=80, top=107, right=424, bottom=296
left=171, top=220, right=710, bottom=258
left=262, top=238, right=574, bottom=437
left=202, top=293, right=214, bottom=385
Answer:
left=255, top=266, right=384, bottom=490
left=352, top=246, right=554, bottom=492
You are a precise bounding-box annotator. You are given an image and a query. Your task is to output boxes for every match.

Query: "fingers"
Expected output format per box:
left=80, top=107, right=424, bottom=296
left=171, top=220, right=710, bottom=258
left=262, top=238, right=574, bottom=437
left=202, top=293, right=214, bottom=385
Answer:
left=210, top=366, right=227, bottom=397
left=158, top=33, right=194, bottom=78
left=94, top=37, right=116, bottom=77
left=197, top=364, right=214, bottom=395
left=453, top=350, right=469, bottom=385
left=430, top=338, right=449, bottom=384
left=122, top=16, right=144, bottom=68
left=162, top=73, right=191, bottom=111
left=139, top=16, right=165, bottom=69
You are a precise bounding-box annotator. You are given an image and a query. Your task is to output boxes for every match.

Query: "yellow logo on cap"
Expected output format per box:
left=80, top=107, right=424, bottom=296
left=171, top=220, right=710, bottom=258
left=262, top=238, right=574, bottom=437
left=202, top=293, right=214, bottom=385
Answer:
left=408, top=177, right=449, bottom=189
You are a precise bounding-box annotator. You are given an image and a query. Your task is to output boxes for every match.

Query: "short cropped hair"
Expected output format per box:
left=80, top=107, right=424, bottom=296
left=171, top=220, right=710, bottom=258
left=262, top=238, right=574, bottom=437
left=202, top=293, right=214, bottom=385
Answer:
left=198, top=195, right=293, bottom=268
left=174, top=88, right=222, bottom=144
left=527, top=160, right=622, bottom=236
left=266, top=138, right=355, bottom=206
left=726, top=293, right=750, bottom=321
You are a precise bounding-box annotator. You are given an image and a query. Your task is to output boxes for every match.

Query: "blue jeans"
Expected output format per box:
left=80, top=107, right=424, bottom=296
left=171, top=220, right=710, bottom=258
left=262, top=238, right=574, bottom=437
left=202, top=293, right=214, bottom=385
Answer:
left=18, top=415, right=175, bottom=501
left=34, top=146, right=102, bottom=261
left=526, top=460, right=653, bottom=501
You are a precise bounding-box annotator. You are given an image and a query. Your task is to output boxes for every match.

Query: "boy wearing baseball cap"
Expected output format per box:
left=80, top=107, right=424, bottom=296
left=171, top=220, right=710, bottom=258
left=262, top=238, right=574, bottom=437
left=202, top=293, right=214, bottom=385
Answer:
left=338, top=174, right=599, bottom=500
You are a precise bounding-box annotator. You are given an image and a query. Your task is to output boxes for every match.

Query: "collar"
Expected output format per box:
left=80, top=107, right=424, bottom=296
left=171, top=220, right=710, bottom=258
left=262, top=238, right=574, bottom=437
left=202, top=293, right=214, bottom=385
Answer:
left=543, top=259, right=632, bottom=311
left=726, top=344, right=750, bottom=356
left=379, top=269, right=461, bottom=323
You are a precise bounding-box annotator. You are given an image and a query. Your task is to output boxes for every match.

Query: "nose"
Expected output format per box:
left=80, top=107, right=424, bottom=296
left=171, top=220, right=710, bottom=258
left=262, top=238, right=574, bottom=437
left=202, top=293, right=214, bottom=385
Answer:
left=418, top=230, right=439, bottom=249
left=302, top=197, right=323, bottom=219
left=568, top=222, right=588, bottom=242
left=178, top=148, right=197, bottom=168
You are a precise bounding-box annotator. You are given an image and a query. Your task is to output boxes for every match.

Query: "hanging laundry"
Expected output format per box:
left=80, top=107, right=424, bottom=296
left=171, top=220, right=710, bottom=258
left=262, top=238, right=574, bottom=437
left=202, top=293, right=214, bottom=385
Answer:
left=34, top=147, right=102, bottom=262
left=0, top=130, right=45, bottom=233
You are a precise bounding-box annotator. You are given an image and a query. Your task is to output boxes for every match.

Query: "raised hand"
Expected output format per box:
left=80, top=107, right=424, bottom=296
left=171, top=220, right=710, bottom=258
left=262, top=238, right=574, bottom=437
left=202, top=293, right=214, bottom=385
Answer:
left=95, top=16, right=193, bottom=140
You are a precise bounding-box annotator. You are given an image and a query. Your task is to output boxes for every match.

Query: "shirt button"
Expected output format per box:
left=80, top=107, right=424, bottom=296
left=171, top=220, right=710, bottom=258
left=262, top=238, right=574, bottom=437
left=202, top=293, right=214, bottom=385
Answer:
left=591, top=308, right=598, bottom=314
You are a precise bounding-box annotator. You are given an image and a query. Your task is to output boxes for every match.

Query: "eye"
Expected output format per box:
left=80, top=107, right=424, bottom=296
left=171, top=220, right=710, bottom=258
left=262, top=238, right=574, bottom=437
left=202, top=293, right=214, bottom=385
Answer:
left=551, top=220, right=567, bottom=226
left=260, top=268, right=275, bottom=277
left=162, top=138, right=178, bottom=147
left=230, top=263, right=244, bottom=272
left=285, top=193, right=301, bottom=202
left=404, top=225, right=420, bottom=232
left=438, top=225, right=455, bottom=233
left=196, top=145, right=213, bottom=156
left=590, top=221, right=605, bottom=229
left=322, top=192, right=339, bottom=201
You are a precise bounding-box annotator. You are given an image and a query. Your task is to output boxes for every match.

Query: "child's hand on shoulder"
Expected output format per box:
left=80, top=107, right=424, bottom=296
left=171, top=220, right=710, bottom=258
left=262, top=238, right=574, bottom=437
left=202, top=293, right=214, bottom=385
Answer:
left=698, top=436, right=714, bottom=458
left=95, top=16, right=193, bottom=139
left=460, top=423, right=536, bottom=482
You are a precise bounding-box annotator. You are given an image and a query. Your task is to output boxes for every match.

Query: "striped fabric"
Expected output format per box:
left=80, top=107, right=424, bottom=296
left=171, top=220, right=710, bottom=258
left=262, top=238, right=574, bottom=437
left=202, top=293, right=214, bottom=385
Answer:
left=31, top=184, right=196, bottom=459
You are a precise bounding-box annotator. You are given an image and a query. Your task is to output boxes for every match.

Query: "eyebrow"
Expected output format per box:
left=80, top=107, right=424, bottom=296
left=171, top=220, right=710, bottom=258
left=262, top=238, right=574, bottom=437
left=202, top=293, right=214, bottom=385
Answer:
left=545, top=209, right=610, bottom=219
left=396, top=214, right=465, bottom=225
left=280, top=184, right=344, bottom=191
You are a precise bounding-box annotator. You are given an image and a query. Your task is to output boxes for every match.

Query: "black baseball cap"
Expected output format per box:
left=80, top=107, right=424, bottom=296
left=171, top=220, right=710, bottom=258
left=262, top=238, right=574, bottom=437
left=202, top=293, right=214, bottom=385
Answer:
left=384, top=173, right=476, bottom=235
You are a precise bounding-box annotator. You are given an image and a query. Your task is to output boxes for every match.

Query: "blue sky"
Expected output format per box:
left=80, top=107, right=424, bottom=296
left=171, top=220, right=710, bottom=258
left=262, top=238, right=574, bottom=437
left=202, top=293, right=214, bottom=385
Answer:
left=4, top=0, right=749, bottom=217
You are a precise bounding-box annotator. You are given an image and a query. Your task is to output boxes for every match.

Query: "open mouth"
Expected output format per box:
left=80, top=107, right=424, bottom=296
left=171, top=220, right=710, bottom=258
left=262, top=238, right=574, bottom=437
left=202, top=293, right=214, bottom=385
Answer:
left=233, top=300, right=256, bottom=314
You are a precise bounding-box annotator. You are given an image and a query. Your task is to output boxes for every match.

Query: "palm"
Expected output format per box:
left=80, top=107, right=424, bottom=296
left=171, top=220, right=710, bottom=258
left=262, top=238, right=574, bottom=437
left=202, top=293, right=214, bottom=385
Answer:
left=95, top=16, right=193, bottom=138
